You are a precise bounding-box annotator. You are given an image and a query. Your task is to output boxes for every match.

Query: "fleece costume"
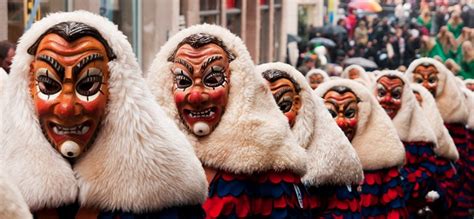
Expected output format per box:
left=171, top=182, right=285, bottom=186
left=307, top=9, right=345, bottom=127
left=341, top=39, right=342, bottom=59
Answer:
left=0, top=11, right=207, bottom=218
left=341, top=65, right=373, bottom=87
left=316, top=79, right=407, bottom=219
left=374, top=71, right=442, bottom=217
left=257, top=63, right=364, bottom=218
left=406, top=58, right=470, bottom=218
left=146, top=24, right=309, bottom=218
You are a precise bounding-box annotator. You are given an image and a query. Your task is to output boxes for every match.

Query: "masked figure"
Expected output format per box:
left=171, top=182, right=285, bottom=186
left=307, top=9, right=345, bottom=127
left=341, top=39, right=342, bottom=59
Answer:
left=0, top=11, right=207, bottom=218
left=374, top=71, right=444, bottom=217
left=305, top=68, right=329, bottom=90
left=341, top=64, right=373, bottom=87
left=410, top=84, right=460, bottom=215
left=146, top=24, right=310, bottom=218
left=406, top=57, right=470, bottom=218
left=465, top=79, right=474, bottom=91
left=315, top=79, right=408, bottom=218
left=258, top=62, right=364, bottom=218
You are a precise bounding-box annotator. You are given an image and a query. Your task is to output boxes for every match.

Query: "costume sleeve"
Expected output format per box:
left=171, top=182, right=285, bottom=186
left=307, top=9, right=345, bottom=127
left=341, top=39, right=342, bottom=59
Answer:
left=320, top=185, right=361, bottom=219
left=444, top=123, right=471, bottom=218
left=360, top=168, right=407, bottom=219
left=400, top=141, right=439, bottom=215
left=202, top=172, right=251, bottom=218
left=251, top=171, right=312, bottom=218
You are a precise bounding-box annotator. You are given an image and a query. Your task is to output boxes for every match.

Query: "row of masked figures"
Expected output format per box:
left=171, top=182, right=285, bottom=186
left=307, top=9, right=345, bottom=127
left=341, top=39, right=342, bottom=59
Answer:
left=0, top=11, right=473, bottom=219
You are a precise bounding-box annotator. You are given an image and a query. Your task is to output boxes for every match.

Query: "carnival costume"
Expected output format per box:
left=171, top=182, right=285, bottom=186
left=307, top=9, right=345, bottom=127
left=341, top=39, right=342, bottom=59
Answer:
left=316, top=79, right=408, bottom=219
left=146, top=24, right=309, bottom=218
left=257, top=62, right=364, bottom=218
left=406, top=57, right=470, bottom=218
left=0, top=11, right=207, bottom=218
left=341, top=65, right=372, bottom=87
left=373, top=71, right=443, bottom=217
left=305, top=68, right=330, bottom=90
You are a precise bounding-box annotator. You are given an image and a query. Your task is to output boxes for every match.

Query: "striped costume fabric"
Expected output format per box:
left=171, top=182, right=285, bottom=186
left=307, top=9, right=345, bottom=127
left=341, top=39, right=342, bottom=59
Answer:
left=444, top=123, right=471, bottom=218
left=359, top=167, right=408, bottom=219
left=400, top=141, right=440, bottom=217
left=465, top=128, right=474, bottom=209
left=203, top=170, right=312, bottom=218
left=307, top=185, right=361, bottom=219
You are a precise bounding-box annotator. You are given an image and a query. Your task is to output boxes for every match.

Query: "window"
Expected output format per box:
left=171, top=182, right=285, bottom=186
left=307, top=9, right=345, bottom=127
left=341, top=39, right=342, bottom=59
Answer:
left=200, top=0, right=220, bottom=24
left=226, top=0, right=242, bottom=36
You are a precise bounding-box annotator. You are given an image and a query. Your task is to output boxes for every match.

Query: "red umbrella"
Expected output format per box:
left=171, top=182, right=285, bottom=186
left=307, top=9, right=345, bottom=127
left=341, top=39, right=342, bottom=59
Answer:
left=349, top=0, right=383, bottom=13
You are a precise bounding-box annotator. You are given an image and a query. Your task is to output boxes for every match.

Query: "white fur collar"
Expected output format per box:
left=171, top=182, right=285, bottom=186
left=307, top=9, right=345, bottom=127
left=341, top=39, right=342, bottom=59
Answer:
left=0, top=11, right=207, bottom=212
left=145, top=25, right=306, bottom=175
left=315, top=79, right=405, bottom=170
left=306, top=69, right=329, bottom=88
left=256, top=63, right=363, bottom=186
left=0, top=170, right=32, bottom=219
left=405, top=58, right=469, bottom=124
left=374, top=71, right=437, bottom=143
left=410, top=84, right=459, bottom=161
left=341, top=65, right=372, bottom=87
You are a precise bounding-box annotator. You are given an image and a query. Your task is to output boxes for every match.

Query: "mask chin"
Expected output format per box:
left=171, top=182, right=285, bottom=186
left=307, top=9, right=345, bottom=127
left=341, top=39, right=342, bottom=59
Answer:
left=193, top=121, right=211, bottom=136
left=59, top=140, right=82, bottom=158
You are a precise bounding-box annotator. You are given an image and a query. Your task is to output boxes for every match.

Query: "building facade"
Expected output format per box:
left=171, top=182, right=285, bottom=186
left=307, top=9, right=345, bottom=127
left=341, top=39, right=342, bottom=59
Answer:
left=2, top=0, right=324, bottom=69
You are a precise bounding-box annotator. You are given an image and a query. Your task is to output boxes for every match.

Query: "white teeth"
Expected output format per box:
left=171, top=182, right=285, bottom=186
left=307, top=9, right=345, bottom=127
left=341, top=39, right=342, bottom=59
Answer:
left=52, top=124, right=90, bottom=135
left=188, top=108, right=215, bottom=118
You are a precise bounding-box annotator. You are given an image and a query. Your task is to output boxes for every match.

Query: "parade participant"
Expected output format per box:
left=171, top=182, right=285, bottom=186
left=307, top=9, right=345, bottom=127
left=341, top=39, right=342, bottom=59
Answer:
left=257, top=62, right=364, bottom=218
left=305, top=68, right=329, bottom=90
left=406, top=57, right=470, bottom=218
left=373, top=71, right=442, bottom=217
left=410, top=84, right=460, bottom=215
left=146, top=24, right=310, bottom=218
left=0, top=11, right=207, bottom=218
left=341, top=64, right=372, bottom=87
left=465, top=79, right=474, bottom=91
left=316, top=79, right=408, bottom=218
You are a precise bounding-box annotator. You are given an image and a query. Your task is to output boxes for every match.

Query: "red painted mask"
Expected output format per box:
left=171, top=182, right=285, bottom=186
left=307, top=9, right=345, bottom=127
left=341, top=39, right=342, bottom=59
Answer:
left=375, top=76, right=404, bottom=119
left=412, top=65, right=439, bottom=97
left=266, top=78, right=301, bottom=127
left=172, top=43, right=231, bottom=136
left=308, top=74, right=324, bottom=90
left=29, top=34, right=109, bottom=159
left=323, top=90, right=359, bottom=142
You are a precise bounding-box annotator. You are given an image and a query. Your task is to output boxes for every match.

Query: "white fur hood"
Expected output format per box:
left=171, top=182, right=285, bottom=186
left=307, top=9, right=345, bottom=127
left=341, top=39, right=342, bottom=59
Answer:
left=0, top=11, right=207, bottom=212
left=256, top=63, right=363, bottom=187
left=374, top=71, right=437, bottom=144
left=410, top=84, right=459, bottom=161
left=341, top=64, right=372, bottom=87
left=0, top=170, right=32, bottom=219
left=145, top=24, right=306, bottom=175
left=315, top=79, right=405, bottom=170
left=306, top=68, right=329, bottom=87
left=405, top=58, right=469, bottom=124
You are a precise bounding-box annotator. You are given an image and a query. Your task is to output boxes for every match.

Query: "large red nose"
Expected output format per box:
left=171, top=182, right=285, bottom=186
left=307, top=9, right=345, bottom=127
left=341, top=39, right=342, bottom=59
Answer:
left=187, top=89, right=209, bottom=105
left=336, top=117, right=347, bottom=128
left=54, top=95, right=80, bottom=119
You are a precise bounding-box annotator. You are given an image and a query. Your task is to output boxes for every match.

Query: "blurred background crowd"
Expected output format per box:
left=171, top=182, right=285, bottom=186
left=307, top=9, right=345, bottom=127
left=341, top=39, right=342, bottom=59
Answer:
left=293, top=0, right=474, bottom=80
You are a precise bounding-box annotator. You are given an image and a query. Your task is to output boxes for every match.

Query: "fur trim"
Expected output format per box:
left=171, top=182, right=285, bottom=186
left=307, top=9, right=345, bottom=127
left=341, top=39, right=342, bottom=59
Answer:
left=0, top=11, right=207, bottom=212
left=305, top=69, right=329, bottom=87
left=256, top=63, right=364, bottom=186
left=315, top=79, right=405, bottom=170
left=145, top=24, right=306, bottom=175
left=341, top=65, right=372, bottom=87
left=373, top=71, right=437, bottom=143
left=410, top=84, right=459, bottom=161
left=0, top=170, right=32, bottom=219
left=464, top=79, right=474, bottom=86
left=405, top=58, right=469, bottom=124
left=460, top=87, right=474, bottom=129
